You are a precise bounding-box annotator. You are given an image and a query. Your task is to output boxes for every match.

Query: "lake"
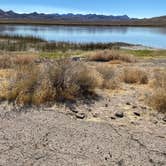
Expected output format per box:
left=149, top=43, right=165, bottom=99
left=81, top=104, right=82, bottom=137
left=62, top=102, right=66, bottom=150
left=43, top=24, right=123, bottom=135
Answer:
left=0, top=25, right=166, bottom=48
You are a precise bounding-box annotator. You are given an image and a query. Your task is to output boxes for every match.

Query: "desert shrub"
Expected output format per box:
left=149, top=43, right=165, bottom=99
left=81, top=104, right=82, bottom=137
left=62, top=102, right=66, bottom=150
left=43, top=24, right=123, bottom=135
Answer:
left=6, top=64, right=39, bottom=104
left=148, top=69, right=166, bottom=113
left=0, top=54, right=38, bottom=69
left=0, top=55, right=13, bottom=69
left=49, top=59, right=102, bottom=101
left=12, top=54, right=38, bottom=66
left=2, top=59, right=101, bottom=105
left=151, top=69, right=166, bottom=90
left=148, top=89, right=166, bottom=113
left=122, top=67, right=148, bottom=84
left=88, top=50, right=136, bottom=63
left=97, top=65, right=120, bottom=89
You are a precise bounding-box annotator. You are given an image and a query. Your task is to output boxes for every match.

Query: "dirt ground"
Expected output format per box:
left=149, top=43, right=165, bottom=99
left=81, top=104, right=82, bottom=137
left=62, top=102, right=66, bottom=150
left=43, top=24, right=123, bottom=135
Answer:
left=0, top=101, right=166, bottom=166
left=0, top=57, right=166, bottom=166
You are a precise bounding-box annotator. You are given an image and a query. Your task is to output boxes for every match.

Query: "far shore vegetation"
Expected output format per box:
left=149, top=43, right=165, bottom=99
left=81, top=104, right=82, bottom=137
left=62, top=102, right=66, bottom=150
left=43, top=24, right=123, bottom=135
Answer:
left=0, top=19, right=166, bottom=27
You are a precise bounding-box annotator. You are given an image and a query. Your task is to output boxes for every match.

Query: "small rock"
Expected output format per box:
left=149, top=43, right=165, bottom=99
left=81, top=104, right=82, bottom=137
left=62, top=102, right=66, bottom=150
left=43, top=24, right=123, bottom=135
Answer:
left=76, top=113, right=85, bottom=119
left=105, top=104, right=108, bottom=107
left=110, top=116, right=116, bottom=120
left=134, top=112, right=140, bottom=117
left=132, top=105, right=137, bottom=109
left=163, top=116, right=166, bottom=122
left=126, top=102, right=131, bottom=105
left=141, top=106, right=147, bottom=110
left=70, top=108, right=78, bottom=113
left=88, top=108, right=92, bottom=112
left=92, top=112, right=99, bottom=118
left=115, top=111, right=124, bottom=118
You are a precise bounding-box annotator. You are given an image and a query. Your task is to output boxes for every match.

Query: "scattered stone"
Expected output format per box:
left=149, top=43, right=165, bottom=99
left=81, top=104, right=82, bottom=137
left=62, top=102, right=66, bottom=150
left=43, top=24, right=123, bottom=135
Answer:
left=132, top=105, right=137, bottom=109
left=92, top=112, right=99, bottom=118
left=88, top=108, right=92, bottom=112
left=105, top=104, right=108, bottom=107
left=115, top=111, right=124, bottom=118
left=134, top=112, right=141, bottom=117
left=162, top=116, right=166, bottom=122
left=110, top=116, right=116, bottom=120
left=70, top=108, right=78, bottom=113
left=71, top=57, right=80, bottom=61
left=76, top=113, right=86, bottom=119
left=141, top=106, right=147, bottom=110
left=126, top=102, right=131, bottom=105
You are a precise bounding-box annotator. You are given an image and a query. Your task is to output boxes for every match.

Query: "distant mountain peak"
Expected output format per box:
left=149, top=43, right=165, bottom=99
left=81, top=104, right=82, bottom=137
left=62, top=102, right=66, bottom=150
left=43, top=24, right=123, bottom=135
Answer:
left=0, top=9, right=131, bottom=21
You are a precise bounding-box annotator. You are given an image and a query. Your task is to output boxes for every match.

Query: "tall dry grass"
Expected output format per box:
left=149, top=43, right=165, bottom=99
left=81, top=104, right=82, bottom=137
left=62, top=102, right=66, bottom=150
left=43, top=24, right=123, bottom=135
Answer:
left=122, top=67, right=148, bottom=84
left=97, top=65, right=120, bottom=89
left=2, top=59, right=102, bottom=105
left=88, top=50, right=136, bottom=63
left=148, top=69, right=166, bottom=113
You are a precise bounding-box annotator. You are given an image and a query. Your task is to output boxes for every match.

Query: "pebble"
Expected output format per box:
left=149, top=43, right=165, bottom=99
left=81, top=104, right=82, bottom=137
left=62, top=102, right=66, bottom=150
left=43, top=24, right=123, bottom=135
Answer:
left=93, top=112, right=99, bottom=118
left=141, top=106, right=147, bottom=110
left=134, top=112, right=141, bottom=117
left=132, top=105, right=137, bottom=109
left=110, top=116, right=116, bottom=120
left=126, top=102, right=131, bottom=105
left=70, top=108, right=78, bottom=113
left=105, top=104, right=108, bottom=107
left=76, top=113, right=86, bottom=119
left=115, top=111, right=124, bottom=118
left=88, top=108, right=92, bottom=112
left=163, top=116, right=166, bottom=122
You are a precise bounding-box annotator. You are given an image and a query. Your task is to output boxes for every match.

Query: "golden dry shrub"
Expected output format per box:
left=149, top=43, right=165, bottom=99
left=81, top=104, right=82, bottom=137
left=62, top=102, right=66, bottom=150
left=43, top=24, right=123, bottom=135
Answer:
left=151, top=69, right=166, bottom=89
left=148, top=69, right=166, bottom=113
left=12, top=54, right=38, bottom=66
left=97, top=65, right=120, bottom=89
left=88, top=49, right=136, bottom=63
left=0, top=55, right=13, bottom=69
left=2, top=59, right=103, bottom=105
left=5, top=64, right=39, bottom=104
left=122, top=67, right=148, bottom=84
left=149, top=89, right=166, bottom=113
left=49, top=59, right=102, bottom=101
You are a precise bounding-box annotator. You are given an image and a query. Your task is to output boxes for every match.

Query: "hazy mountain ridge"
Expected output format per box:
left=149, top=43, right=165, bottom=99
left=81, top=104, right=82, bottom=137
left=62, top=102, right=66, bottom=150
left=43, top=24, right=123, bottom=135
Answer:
left=0, top=9, right=131, bottom=21
left=0, top=9, right=165, bottom=26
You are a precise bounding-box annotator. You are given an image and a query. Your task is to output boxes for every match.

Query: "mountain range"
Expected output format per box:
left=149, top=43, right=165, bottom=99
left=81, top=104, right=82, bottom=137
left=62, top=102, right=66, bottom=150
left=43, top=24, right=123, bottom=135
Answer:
left=0, top=9, right=165, bottom=26
left=0, top=9, right=131, bottom=21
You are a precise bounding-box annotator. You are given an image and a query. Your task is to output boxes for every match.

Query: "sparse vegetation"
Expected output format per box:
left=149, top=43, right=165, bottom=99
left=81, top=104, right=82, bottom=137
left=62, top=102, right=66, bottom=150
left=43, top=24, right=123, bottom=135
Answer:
left=1, top=59, right=102, bottom=105
left=122, top=67, right=148, bottom=84
left=148, top=69, right=166, bottom=113
left=88, top=50, right=136, bottom=62
left=97, top=65, right=120, bottom=89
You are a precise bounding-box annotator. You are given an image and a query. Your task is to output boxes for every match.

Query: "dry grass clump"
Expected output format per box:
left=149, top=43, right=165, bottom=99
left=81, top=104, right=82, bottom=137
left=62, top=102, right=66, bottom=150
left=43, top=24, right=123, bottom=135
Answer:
left=148, top=89, right=166, bottom=113
left=2, top=59, right=101, bottom=105
left=97, top=65, right=120, bottom=89
left=0, top=54, right=38, bottom=69
left=12, top=54, right=38, bottom=66
left=0, top=55, right=13, bottom=69
left=88, top=50, right=136, bottom=63
left=148, top=69, right=166, bottom=113
left=122, top=67, right=148, bottom=84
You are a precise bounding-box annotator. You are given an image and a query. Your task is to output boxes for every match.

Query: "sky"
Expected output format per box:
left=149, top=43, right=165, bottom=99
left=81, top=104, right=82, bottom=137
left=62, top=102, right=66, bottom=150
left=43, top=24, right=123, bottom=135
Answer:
left=0, top=0, right=166, bottom=18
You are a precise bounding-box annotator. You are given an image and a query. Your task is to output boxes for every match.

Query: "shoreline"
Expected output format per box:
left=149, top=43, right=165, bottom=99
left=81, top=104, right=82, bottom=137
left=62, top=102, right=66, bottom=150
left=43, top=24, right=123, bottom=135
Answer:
left=0, top=20, right=166, bottom=27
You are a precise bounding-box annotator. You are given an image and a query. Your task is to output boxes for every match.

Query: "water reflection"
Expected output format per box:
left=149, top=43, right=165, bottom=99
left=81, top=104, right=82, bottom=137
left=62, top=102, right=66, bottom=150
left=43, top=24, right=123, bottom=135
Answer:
left=0, top=25, right=166, bottom=48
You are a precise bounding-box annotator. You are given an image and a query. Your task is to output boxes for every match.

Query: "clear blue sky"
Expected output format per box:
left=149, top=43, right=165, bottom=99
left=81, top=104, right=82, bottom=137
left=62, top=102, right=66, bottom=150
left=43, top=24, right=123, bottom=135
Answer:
left=1, top=0, right=166, bottom=18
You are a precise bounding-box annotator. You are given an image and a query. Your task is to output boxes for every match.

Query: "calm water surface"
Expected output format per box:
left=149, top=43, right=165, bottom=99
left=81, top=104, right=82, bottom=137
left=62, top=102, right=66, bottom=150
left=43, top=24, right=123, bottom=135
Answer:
left=0, top=25, right=166, bottom=48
